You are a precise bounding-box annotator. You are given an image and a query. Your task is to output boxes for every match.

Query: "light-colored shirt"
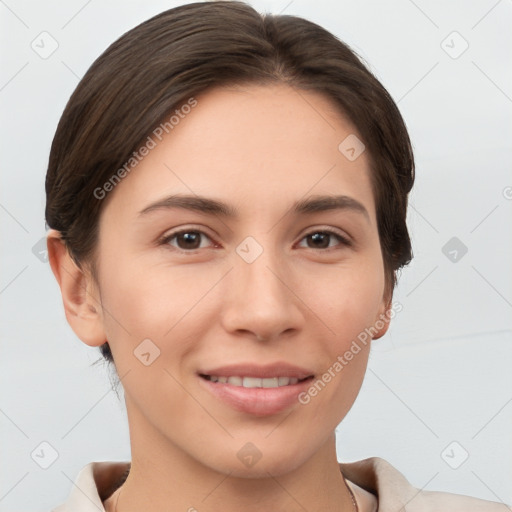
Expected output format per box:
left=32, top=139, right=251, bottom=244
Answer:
left=51, top=457, right=507, bottom=511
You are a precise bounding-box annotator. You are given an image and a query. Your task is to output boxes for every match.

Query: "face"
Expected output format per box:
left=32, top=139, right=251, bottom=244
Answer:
left=82, top=84, right=389, bottom=476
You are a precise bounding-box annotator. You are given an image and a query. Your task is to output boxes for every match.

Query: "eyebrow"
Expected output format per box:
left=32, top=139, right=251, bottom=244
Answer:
left=138, top=194, right=370, bottom=222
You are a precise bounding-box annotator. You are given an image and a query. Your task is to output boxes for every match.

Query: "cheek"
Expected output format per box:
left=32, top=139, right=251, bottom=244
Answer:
left=298, top=289, right=376, bottom=429
left=98, top=265, right=209, bottom=415
left=306, top=253, right=385, bottom=338
left=98, top=255, right=225, bottom=363
left=298, top=254, right=384, bottom=411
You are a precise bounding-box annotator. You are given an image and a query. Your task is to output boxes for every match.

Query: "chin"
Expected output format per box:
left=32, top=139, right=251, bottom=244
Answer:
left=200, top=439, right=317, bottom=479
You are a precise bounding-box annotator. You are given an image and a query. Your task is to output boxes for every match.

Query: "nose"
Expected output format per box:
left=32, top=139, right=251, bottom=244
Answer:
left=220, top=244, right=305, bottom=342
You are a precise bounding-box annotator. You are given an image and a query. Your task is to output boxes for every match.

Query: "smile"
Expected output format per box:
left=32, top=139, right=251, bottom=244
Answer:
left=200, top=375, right=312, bottom=387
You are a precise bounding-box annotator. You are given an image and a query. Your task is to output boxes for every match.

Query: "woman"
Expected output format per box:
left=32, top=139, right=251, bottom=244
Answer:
left=46, top=2, right=506, bottom=510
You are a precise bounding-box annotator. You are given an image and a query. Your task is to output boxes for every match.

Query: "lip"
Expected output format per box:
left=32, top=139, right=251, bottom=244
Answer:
left=197, top=362, right=315, bottom=416
left=198, top=362, right=314, bottom=380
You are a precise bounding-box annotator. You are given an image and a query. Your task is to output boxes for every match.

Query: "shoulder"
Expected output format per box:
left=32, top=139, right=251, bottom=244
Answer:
left=51, top=461, right=131, bottom=512
left=340, top=456, right=508, bottom=511
left=418, top=488, right=508, bottom=511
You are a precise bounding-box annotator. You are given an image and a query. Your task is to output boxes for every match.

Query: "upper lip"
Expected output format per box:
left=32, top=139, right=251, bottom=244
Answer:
left=198, top=362, right=314, bottom=380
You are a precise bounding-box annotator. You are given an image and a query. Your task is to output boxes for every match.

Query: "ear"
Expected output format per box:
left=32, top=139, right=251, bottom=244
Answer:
left=47, top=229, right=106, bottom=347
left=371, top=293, right=393, bottom=341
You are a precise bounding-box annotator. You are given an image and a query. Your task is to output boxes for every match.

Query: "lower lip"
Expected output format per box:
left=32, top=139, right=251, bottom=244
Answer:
left=198, top=376, right=314, bottom=416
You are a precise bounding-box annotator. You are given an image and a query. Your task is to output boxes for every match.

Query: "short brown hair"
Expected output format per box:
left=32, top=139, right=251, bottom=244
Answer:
left=45, top=0, right=415, bottom=366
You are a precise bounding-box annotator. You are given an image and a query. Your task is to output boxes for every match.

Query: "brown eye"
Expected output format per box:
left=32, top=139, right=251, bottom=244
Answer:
left=161, top=230, right=214, bottom=251
left=307, top=232, right=330, bottom=249
left=176, top=232, right=202, bottom=249
left=299, top=230, right=351, bottom=250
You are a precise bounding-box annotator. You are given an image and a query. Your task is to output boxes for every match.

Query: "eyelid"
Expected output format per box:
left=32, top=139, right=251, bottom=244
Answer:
left=159, top=224, right=353, bottom=253
left=158, top=225, right=219, bottom=249
left=296, top=226, right=353, bottom=248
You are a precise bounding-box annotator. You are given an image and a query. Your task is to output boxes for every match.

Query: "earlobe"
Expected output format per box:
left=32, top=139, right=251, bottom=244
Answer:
left=47, top=229, right=106, bottom=347
left=372, top=296, right=392, bottom=340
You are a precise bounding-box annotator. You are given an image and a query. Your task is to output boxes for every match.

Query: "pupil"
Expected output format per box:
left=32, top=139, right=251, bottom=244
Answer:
left=309, top=233, right=328, bottom=248
left=179, top=232, right=200, bottom=249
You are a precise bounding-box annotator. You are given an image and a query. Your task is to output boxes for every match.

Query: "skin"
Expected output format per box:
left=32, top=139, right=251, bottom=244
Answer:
left=48, top=83, right=390, bottom=512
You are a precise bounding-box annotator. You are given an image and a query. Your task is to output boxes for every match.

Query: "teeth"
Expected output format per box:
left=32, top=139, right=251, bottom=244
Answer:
left=243, top=377, right=262, bottom=388
left=206, top=375, right=304, bottom=388
left=262, top=377, right=279, bottom=388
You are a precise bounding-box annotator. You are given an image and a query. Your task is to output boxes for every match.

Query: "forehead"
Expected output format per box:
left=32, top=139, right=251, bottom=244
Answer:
left=101, top=83, right=375, bottom=223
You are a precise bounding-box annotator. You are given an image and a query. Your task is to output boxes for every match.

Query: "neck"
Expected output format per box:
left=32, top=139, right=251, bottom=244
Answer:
left=107, top=398, right=357, bottom=512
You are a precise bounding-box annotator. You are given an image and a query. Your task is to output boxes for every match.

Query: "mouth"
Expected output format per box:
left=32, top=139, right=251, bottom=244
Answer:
left=197, top=363, right=315, bottom=416
left=199, top=374, right=313, bottom=387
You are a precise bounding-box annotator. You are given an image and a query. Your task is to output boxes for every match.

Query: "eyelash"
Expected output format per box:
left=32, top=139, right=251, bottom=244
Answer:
left=158, top=227, right=353, bottom=253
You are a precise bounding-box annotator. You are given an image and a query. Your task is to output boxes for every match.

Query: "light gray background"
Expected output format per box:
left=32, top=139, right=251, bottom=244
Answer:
left=1, top=1, right=511, bottom=510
